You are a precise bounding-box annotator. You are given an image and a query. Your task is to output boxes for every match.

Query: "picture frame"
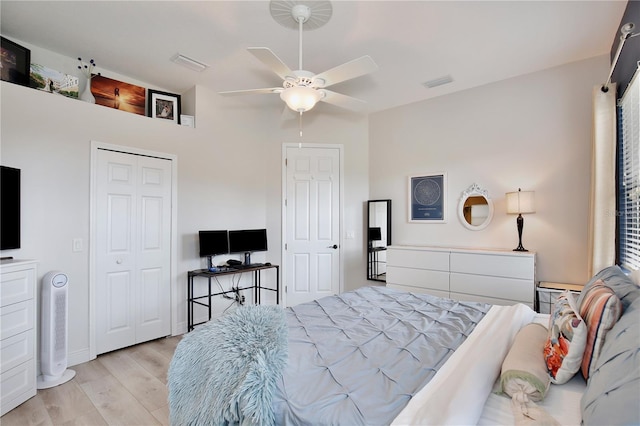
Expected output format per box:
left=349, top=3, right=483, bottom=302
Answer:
left=91, top=75, right=146, bottom=116
left=1, top=36, right=31, bottom=86
left=148, top=89, right=181, bottom=124
left=29, top=63, right=79, bottom=98
left=408, top=172, right=447, bottom=223
left=180, top=114, right=195, bottom=128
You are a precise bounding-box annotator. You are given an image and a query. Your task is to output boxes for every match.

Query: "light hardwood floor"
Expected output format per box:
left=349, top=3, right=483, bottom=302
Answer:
left=1, top=335, right=182, bottom=426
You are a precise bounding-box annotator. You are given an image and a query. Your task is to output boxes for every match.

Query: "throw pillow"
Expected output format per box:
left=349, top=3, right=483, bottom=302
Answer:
left=578, top=280, right=622, bottom=380
left=581, top=297, right=640, bottom=425
left=500, top=323, right=550, bottom=401
left=543, top=292, right=587, bottom=384
left=577, top=265, right=639, bottom=311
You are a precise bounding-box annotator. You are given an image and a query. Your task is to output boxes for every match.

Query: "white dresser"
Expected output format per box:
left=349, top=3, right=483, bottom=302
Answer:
left=386, top=246, right=535, bottom=308
left=1, top=259, right=37, bottom=416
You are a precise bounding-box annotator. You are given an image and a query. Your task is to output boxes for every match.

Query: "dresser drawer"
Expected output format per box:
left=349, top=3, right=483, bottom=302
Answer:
left=387, top=283, right=449, bottom=299
left=450, top=291, right=534, bottom=309
left=386, top=266, right=449, bottom=292
left=0, top=359, right=36, bottom=416
left=0, top=300, right=34, bottom=341
left=450, top=272, right=534, bottom=304
left=0, top=268, right=35, bottom=307
left=450, top=252, right=534, bottom=280
left=0, top=329, right=34, bottom=373
left=387, top=248, right=449, bottom=271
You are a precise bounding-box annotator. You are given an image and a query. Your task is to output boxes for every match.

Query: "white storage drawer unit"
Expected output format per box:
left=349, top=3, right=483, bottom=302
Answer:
left=1, top=259, right=37, bottom=416
left=386, top=246, right=535, bottom=308
left=386, top=248, right=450, bottom=299
left=537, top=282, right=583, bottom=314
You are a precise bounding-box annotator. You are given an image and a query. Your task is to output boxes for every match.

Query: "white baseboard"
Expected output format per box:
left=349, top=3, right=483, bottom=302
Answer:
left=68, top=348, right=92, bottom=366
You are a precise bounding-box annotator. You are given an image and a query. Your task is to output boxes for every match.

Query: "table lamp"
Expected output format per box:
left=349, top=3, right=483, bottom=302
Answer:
left=506, top=188, right=535, bottom=252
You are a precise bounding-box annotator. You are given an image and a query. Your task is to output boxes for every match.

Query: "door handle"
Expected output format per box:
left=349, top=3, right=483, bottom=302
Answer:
left=327, top=244, right=338, bottom=249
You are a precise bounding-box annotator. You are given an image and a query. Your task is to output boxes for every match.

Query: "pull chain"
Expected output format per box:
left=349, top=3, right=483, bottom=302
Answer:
left=299, top=112, right=303, bottom=147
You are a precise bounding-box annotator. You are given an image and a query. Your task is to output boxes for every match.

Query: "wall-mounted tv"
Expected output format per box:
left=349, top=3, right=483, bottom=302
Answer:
left=1, top=166, right=21, bottom=251
left=228, top=229, right=268, bottom=254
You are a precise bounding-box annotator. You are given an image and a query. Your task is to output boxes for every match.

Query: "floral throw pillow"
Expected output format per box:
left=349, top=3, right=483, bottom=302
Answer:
left=543, top=291, right=587, bottom=384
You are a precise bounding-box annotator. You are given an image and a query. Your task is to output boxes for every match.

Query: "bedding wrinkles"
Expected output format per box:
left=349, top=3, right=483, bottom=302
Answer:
left=272, top=286, right=490, bottom=425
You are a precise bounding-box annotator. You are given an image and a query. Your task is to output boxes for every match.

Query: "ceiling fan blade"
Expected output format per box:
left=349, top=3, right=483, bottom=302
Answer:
left=320, top=90, right=367, bottom=112
left=218, top=88, right=282, bottom=96
left=248, top=47, right=293, bottom=80
left=313, top=56, right=378, bottom=88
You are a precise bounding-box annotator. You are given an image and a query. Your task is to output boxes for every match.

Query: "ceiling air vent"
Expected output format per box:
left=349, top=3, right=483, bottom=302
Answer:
left=423, top=75, right=454, bottom=89
left=170, top=53, right=209, bottom=72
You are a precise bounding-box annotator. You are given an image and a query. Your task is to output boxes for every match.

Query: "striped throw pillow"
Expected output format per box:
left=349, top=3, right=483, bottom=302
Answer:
left=578, top=280, right=622, bottom=379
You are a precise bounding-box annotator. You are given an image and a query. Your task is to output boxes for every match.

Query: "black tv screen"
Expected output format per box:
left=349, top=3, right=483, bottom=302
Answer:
left=198, top=230, right=229, bottom=257
left=228, top=229, right=267, bottom=253
left=1, top=166, right=20, bottom=250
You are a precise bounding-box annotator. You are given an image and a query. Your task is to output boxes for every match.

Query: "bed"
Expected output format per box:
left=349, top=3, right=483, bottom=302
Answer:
left=168, top=265, right=640, bottom=425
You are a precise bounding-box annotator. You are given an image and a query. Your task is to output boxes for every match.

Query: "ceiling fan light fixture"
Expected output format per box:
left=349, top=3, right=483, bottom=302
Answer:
left=280, top=86, right=322, bottom=112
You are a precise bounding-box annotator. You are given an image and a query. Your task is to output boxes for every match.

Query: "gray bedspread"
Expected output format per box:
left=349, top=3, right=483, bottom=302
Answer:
left=272, top=286, right=490, bottom=425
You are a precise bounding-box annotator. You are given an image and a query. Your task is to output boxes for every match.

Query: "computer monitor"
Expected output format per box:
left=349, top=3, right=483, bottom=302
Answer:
left=199, top=230, right=229, bottom=257
left=368, top=227, right=382, bottom=241
left=228, top=229, right=267, bottom=264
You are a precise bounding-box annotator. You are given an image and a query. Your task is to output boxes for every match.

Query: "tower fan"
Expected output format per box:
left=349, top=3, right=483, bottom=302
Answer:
left=37, top=271, right=75, bottom=389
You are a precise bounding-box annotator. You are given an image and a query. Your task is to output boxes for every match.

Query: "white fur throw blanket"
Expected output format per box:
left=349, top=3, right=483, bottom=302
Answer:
left=168, top=305, right=288, bottom=426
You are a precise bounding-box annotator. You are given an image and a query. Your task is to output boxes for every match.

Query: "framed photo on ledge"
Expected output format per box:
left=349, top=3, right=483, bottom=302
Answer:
left=408, top=172, right=447, bottom=223
left=1, top=36, right=31, bottom=86
left=148, top=89, right=181, bottom=124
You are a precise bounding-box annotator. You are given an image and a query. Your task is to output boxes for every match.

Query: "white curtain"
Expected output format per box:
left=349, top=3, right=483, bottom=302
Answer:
left=588, top=84, right=617, bottom=277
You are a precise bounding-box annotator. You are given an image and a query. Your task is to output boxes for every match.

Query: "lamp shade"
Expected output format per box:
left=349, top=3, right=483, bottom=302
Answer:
left=506, top=189, right=535, bottom=214
left=280, top=86, right=323, bottom=112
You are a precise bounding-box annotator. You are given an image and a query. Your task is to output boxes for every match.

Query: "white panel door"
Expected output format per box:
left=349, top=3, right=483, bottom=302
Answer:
left=95, top=150, right=171, bottom=354
left=285, top=146, right=340, bottom=306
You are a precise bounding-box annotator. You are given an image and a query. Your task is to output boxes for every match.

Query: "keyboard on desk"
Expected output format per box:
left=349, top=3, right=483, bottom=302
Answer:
left=229, top=263, right=264, bottom=270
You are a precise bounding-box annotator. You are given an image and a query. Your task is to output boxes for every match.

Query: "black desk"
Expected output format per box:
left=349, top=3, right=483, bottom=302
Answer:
left=368, top=246, right=387, bottom=281
left=187, top=264, right=279, bottom=331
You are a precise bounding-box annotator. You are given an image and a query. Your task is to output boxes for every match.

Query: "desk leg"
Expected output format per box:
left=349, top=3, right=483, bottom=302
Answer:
left=276, top=266, right=280, bottom=305
left=187, top=275, right=192, bottom=332
left=254, top=271, right=258, bottom=304
left=373, top=250, right=378, bottom=277
left=208, top=277, right=212, bottom=322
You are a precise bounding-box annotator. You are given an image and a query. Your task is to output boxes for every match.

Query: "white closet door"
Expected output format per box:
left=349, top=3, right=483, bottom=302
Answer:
left=95, top=149, right=171, bottom=354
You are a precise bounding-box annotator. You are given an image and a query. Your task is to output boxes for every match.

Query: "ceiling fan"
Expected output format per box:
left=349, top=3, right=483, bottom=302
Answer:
left=219, top=1, right=378, bottom=114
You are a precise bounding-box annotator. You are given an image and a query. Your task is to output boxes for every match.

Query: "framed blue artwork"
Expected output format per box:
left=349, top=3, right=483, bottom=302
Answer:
left=408, top=173, right=447, bottom=223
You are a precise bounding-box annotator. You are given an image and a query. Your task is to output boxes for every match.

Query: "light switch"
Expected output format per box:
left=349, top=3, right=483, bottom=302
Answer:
left=72, top=238, right=83, bottom=252
left=346, top=231, right=355, bottom=239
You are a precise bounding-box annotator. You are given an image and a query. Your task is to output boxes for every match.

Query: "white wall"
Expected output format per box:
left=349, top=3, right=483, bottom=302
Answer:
left=369, top=55, right=608, bottom=285
left=1, top=44, right=370, bottom=365
left=1, top=35, right=607, bottom=365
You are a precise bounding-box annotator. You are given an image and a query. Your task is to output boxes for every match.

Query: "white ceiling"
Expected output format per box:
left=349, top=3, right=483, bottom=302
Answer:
left=0, top=1, right=627, bottom=114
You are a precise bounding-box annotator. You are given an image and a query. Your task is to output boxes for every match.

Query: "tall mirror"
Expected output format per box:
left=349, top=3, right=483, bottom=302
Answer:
left=458, top=184, right=494, bottom=231
left=367, top=199, right=392, bottom=281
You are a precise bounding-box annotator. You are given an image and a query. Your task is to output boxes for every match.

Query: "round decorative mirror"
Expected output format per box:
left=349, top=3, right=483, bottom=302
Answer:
left=458, top=184, right=494, bottom=231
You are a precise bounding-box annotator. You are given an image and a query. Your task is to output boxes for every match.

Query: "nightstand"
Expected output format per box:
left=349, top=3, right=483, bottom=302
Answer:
left=536, top=281, right=584, bottom=314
